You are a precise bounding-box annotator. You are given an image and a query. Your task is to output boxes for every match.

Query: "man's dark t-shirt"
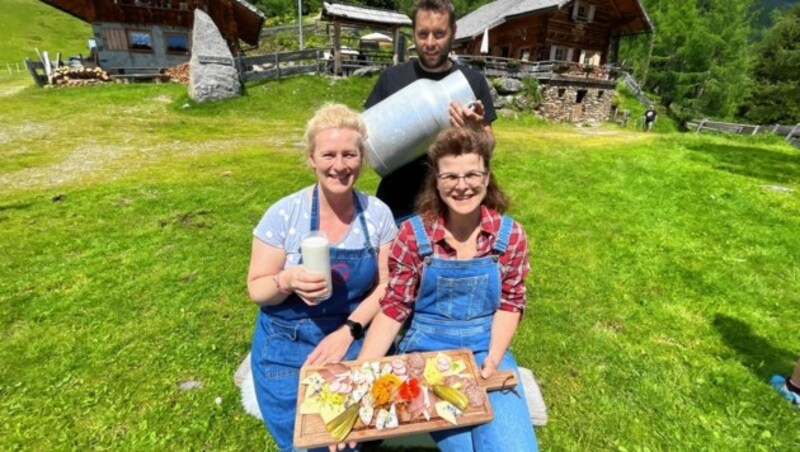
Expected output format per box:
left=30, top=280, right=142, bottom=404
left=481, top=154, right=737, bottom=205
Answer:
left=364, top=60, right=496, bottom=218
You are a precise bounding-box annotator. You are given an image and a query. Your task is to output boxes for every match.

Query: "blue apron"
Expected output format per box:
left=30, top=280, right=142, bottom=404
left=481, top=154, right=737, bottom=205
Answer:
left=397, top=215, right=538, bottom=452
left=251, top=186, right=377, bottom=452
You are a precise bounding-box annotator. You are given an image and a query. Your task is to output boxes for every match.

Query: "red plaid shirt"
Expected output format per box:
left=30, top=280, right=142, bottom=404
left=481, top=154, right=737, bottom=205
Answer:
left=380, top=206, right=530, bottom=322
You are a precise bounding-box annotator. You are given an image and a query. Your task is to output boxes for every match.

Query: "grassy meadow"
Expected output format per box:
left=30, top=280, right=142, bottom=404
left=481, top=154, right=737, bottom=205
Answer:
left=1, top=72, right=799, bottom=451
left=0, top=0, right=91, bottom=70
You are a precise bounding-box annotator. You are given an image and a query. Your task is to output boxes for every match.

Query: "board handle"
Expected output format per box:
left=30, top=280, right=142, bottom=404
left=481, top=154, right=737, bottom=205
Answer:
left=479, top=369, right=519, bottom=392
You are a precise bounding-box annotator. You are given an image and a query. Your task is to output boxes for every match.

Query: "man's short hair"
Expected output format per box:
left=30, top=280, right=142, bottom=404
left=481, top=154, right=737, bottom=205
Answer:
left=412, top=0, right=456, bottom=32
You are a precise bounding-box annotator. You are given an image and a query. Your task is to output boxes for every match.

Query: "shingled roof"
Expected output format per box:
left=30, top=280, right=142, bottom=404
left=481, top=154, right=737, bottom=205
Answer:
left=455, top=0, right=565, bottom=41
left=39, top=0, right=265, bottom=46
left=322, top=1, right=412, bottom=27
left=455, top=0, right=653, bottom=42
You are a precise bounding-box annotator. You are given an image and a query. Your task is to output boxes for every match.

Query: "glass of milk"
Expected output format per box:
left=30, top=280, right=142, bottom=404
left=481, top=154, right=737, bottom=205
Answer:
left=300, top=231, right=332, bottom=301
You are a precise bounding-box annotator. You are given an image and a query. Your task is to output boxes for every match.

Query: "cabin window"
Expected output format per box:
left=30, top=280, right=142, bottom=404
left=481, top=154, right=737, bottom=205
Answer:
left=572, top=1, right=596, bottom=23
left=519, top=48, right=530, bottom=61
left=551, top=46, right=567, bottom=61
left=558, top=88, right=566, bottom=98
left=576, top=90, right=587, bottom=103
left=597, top=90, right=605, bottom=99
left=166, top=33, right=189, bottom=54
left=102, top=29, right=128, bottom=51
left=128, top=31, right=153, bottom=52
left=580, top=50, right=602, bottom=66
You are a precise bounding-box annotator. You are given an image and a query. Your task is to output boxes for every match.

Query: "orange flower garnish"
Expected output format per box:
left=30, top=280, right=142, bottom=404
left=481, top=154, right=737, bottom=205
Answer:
left=370, top=373, right=401, bottom=406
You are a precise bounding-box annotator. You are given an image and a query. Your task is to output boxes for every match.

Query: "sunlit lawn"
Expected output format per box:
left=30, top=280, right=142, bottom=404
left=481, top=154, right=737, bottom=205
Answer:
left=1, top=74, right=799, bottom=450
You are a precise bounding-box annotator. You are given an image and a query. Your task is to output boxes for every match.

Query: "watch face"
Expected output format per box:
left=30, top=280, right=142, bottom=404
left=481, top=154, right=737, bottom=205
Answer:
left=347, top=320, right=364, bottom=339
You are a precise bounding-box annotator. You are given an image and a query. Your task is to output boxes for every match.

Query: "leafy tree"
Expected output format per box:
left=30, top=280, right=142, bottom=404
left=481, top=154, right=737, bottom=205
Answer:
left=621, top=0, right=754, bottom=122
left=739, top=4, right=800, bottom=124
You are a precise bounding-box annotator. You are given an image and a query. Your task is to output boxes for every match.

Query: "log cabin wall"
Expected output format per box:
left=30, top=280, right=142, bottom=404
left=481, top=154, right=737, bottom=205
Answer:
left=93, top=22, right=193, bottom=71
left=491, top=15, right=547, bottom=61
left=42, top=0, right=263, bottom=53
left=541, top=1, right=610, bottom=65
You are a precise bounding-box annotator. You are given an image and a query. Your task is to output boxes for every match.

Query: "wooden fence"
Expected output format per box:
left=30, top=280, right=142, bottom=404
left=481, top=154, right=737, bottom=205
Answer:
left=620, top=71, right=653, bottom=109
left=687, top=119, right=800, bottom=148
left=237, top=47, right=393, bottom=83
left=238, top=48, right=324, bottom=83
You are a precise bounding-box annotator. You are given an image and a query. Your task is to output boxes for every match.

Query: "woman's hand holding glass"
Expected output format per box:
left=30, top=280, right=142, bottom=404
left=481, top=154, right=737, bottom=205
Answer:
left=279, top=266, right=330, bottom=306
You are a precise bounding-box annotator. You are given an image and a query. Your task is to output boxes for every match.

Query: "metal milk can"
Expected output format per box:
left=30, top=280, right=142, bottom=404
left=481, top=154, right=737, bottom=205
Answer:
left=362, top=70, right=476, bottom=177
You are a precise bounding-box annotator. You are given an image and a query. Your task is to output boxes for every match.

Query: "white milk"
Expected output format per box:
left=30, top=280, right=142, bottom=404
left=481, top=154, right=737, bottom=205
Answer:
left=300, top=232, right=332, bottom=301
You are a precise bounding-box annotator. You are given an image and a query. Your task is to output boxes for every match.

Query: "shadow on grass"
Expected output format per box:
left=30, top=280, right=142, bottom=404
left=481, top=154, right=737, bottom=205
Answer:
left=713, top=313, right=797, bottom=381
left=686, top=142, right=800, bottom=184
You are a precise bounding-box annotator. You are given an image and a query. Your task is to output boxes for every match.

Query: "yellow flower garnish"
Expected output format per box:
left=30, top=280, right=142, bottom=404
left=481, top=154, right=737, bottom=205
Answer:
left=370, top=373, right=401, bottom=406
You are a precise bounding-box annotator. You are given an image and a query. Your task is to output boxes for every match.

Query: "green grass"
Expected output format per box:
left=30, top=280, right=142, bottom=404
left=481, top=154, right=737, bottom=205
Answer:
left=1, top=74, right=799, bottom=450
left=0, top=0, right=91, bottom=69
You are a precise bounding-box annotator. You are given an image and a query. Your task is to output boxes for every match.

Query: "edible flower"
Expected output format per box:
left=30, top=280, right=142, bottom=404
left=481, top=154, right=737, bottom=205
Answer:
left=398, top=378, right=421, bottom=401
left=370, top=373, right=401, bottom=406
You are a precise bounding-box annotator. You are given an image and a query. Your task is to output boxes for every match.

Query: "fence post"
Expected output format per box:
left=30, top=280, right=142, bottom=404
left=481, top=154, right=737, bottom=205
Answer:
left=696, top=119, right=706, bottom=134
left=275, top=52, right=280, bottom=79
left=788, top=123, right=800, bottom=142
left=752, top=125, right=759, bottom=135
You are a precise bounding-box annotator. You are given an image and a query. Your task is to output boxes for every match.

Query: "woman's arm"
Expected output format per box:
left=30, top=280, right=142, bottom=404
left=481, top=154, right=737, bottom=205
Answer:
left=305, top=243, right=392, bottom=365
left=358, top=311, right=403, bottom=360
left=482, top=310, right=521, bottom=378
left=246, top=239, right=327, bottom=306
left=482, top=220, right=530, bottom=378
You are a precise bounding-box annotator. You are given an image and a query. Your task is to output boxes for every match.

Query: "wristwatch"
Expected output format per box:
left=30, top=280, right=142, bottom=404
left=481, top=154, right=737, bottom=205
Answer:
left=344, top=319, right=364, bottom=340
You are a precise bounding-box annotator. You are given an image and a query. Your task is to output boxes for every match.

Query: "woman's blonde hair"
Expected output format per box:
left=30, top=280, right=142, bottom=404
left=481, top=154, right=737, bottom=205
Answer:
left=415, top=126, right=509, bottom=222
left=303, top=103, right=367, bottom=156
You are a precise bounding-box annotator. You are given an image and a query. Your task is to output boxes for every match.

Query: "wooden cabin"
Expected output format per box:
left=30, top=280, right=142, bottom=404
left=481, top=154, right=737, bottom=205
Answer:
left=39, top=0, right=264, bottom=74
left=454, top=0, right=651, bottom=66
left=453, top=0, right=653, bottom=123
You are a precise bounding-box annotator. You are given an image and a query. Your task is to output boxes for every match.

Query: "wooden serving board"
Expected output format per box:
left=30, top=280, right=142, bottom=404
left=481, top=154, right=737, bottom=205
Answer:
left=293, top=348, right=518, bottom=449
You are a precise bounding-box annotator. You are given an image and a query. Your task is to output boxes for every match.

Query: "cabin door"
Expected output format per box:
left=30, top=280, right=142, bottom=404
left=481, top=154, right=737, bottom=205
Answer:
left=571, top=89, right=588, bottom=122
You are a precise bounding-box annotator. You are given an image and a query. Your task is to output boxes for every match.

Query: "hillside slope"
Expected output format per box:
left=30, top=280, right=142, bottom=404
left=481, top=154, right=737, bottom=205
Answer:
left=0, top=0, right=90, bottom=66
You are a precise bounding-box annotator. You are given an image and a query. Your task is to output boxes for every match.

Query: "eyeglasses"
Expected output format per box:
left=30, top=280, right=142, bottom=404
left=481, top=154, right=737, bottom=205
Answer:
left=436, top=170, right=487, bottom=189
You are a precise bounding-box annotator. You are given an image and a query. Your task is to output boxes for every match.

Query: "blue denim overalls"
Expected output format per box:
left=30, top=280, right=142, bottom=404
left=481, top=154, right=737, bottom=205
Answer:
left=397, top=215, right=539, bottom=452
left=251, top=186, right=376, bottom=452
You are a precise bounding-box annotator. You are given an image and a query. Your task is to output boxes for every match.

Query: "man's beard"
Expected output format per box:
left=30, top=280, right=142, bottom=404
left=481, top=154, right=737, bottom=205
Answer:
left=418, top=39, right=453, bottom=71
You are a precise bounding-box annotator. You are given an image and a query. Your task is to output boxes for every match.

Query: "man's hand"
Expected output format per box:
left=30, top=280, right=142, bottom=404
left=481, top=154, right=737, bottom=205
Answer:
left=449, top=100, right=485, bottom=129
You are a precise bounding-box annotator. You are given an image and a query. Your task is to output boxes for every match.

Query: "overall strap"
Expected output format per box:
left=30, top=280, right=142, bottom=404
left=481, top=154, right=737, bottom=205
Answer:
left=409, top=215, right=433, bottom=257
left=311, top=186, right=371, bottom=251
left=492, top=215, right=514, bottom=254
left=310, top=184, right=321, bottom=230
left=353, top=191, right=374, bottom=252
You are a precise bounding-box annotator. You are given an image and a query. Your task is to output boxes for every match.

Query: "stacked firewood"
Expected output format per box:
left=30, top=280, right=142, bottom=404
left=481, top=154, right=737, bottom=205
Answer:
left=49, top=66, right=110, bottom=86
left=165, top=63, right=190, bottom=84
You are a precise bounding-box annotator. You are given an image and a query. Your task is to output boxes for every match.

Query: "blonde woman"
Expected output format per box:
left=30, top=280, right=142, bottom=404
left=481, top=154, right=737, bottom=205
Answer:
left=247, top=104, right=396, bottom=451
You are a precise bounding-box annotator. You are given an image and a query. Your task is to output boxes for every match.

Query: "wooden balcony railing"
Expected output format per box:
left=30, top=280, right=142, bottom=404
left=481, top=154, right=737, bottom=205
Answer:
left=453, top=55, right=619, bottom=82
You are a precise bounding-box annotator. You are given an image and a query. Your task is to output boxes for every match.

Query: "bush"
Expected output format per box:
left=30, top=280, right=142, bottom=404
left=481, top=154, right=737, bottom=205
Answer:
left=521, top=77, right=541, bottom=107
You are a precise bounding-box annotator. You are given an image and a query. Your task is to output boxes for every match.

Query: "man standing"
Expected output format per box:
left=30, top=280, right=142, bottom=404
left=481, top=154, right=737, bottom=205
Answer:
left=365, top=0, right=496, bottom=222
left=644, top=107, right=657, bottom=132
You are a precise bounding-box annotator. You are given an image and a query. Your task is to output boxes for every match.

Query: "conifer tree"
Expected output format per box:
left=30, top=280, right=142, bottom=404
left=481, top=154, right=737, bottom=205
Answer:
left=739, top=4, right=800, bottom=124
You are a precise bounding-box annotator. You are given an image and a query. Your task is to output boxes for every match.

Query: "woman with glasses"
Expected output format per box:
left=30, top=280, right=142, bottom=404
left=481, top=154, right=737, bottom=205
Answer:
left=358, top=126, right=538, bottom=451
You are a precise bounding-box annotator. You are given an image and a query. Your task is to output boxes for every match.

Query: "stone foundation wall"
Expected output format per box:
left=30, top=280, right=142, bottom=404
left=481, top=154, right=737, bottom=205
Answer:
left=488, top=76, right=615, bottom=125
left=538, top=82, right=613, bottom=125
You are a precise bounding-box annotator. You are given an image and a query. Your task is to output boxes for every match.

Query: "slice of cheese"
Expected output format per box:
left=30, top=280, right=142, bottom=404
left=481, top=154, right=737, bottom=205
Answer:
left=385, top=404, right=399, bottom=429
left=435, top=401, right=461, bottom=426
left=320, top=403, right=346, bottom=424
left=375, top=408, right=389, bottom=430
